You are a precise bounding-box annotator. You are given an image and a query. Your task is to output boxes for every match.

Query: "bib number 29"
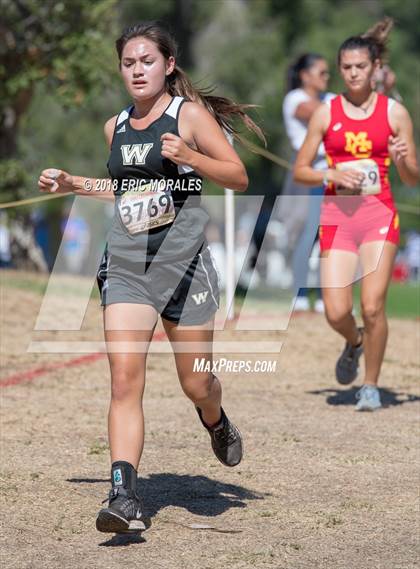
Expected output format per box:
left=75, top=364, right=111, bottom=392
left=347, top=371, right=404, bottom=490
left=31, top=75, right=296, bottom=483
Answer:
left=336, top=158, right=381, bottom=195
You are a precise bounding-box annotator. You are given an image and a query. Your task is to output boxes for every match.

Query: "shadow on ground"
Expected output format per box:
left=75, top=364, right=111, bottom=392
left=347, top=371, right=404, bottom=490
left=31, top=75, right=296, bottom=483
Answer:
left=140, top=473, right=264, bottom=518
left=97, top=533, right=147, bottom=547
left=307, top=386, right=420, bottom=407
left=67, top=473, right=265, bottom=546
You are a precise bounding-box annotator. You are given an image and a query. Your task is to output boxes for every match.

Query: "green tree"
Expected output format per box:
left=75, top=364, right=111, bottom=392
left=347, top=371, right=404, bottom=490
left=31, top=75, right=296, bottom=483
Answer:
left=0, top=0, right=119, bottom=201
left=4, top=0, right=418, bottom=230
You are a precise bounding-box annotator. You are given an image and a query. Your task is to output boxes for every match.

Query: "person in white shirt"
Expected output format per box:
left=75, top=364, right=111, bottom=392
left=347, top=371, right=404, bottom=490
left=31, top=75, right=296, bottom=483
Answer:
left=0, top=212, right=12, bottom=268
left=278, top=53, right=333, bottom=312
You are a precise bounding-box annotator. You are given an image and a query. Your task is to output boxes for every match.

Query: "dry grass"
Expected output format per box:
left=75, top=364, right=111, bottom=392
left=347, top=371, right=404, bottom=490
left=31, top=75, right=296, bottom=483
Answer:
left=0, top=272, right=419, bottom=569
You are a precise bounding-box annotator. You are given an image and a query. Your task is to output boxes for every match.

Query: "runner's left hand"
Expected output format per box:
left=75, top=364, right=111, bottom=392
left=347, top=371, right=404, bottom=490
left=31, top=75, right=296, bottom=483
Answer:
left=388, top=135, right=409, bottom=163
left=161, top=133, right=194, bottom=165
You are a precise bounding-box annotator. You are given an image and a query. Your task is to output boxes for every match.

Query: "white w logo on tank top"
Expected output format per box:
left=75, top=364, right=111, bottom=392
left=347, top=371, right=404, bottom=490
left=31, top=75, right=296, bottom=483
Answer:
left=121, top=143, right=153, bottom=165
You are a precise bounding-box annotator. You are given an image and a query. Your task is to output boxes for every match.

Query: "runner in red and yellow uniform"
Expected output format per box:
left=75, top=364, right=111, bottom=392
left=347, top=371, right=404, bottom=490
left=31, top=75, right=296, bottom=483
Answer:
left=321, top=91, right=400, bottom=252
left=294, top=18, right=419, bottom=410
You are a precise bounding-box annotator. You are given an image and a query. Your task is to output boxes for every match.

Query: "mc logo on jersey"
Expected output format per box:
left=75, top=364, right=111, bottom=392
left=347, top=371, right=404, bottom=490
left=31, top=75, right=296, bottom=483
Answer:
left=121, top=143, right=153, bottom=165
left=344, top=132, right=372, bottom=158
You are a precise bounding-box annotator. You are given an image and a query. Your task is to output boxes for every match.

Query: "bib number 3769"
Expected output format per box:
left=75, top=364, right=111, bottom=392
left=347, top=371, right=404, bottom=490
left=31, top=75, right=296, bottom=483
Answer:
left=118, top=191, right=175, bottom=234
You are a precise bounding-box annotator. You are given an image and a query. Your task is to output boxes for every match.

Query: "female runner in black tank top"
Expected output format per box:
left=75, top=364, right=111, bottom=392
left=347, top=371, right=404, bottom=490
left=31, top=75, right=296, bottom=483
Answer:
left=38, top=21, right=264, bottom=534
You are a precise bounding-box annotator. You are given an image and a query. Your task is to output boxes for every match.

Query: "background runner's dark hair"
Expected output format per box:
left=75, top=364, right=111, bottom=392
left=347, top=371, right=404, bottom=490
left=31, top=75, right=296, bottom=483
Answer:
left=337, top=17, right=394, bottom=64
left=286, top=53, right=325, bottom=92
left=116, top=21, right=265, bottom=144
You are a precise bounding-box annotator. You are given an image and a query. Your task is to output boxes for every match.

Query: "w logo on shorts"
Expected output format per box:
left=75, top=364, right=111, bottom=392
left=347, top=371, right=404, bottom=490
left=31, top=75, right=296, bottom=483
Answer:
left=192, top=291, right=209, bottom=305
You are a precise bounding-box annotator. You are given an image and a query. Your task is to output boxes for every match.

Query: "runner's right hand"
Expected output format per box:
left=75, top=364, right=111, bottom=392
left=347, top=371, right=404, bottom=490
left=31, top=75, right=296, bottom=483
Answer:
left=329, top=168, right=365, bottom=194
left=38, top=169, right=74, bottom=194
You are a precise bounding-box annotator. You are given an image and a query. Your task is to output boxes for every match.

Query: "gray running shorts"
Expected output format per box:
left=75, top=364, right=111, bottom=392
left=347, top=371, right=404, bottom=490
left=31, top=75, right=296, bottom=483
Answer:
left=97, top=246, right=220, bottom=326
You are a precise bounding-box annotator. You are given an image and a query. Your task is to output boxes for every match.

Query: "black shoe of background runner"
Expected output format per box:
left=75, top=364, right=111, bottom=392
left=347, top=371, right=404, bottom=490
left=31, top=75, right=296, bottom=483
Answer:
left=196, top=406, right=243, bottom=467
left=335, top=327, right=364, bottom=385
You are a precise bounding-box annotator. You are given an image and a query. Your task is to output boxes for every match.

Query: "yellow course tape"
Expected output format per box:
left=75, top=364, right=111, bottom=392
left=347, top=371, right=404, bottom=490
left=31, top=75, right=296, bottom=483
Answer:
left=0, top=192, right=73, bottom=210
left=0, top=144, right=418, bottom=215
left=241, top=138, right=293, bottom=170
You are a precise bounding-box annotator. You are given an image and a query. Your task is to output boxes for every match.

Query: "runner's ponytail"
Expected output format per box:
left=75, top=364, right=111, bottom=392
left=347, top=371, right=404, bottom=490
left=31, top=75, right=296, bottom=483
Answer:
left=338, top=17, right=394, bottom=64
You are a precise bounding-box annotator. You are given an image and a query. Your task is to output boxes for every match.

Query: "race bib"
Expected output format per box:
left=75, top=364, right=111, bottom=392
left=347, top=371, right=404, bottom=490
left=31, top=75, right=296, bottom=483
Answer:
left=336, top=158, right=381, bottom=195
left=118, top=184, right=175, bottom=234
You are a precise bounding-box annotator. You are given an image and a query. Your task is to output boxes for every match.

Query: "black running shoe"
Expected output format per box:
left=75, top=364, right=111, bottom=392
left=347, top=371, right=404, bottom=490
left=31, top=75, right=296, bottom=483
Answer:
left=96, top=486, right=146, bottom=533
left=335, top=327, right=364, bottom=385
left=196, top=406, right=243, bottom=467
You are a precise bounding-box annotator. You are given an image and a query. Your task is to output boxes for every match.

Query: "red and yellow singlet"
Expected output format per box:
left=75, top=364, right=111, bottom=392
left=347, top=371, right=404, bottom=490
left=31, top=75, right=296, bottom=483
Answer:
left=319, top=93, right=399, bottom=252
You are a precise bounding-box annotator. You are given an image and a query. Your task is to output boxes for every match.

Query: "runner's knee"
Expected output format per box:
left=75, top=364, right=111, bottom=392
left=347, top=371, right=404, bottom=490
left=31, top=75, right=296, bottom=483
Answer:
left=110, top=366, right=144, bottom=403
left=180, top=371, right=216, bottom=403
left=324, top=303, right=352, bottom=328
left=361, top=300, right=384, bottom=325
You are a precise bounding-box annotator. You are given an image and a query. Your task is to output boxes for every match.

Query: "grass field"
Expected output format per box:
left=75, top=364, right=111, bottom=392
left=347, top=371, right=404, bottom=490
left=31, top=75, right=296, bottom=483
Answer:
left=237, top=281, right=419, bottom=320
left=354, top=282, right=419, bottom=319
left=1, top=269, right=418, bottom=319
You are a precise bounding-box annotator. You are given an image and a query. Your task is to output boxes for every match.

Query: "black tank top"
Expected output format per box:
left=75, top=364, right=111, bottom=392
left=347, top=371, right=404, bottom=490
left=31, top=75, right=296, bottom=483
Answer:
left=106, top=96, right=208, bottom=262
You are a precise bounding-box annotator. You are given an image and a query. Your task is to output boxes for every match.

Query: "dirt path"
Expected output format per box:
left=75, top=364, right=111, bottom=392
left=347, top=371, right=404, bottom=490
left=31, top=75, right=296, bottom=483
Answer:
left=1, top=274, right=419, bottom=569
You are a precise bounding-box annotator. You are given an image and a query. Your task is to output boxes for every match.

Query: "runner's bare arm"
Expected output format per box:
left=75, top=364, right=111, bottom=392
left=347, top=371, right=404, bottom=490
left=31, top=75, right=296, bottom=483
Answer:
left=294, top=105, right=364, bottom=191
left=162, top=102, right=248, bottom=192
left=294, top=99, right=322, bottom=122
left=293, top=105, right=329, bottom=186
left=388, top=102, right=419, bottom=187
left=38, top=116, right=118, bottom=199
